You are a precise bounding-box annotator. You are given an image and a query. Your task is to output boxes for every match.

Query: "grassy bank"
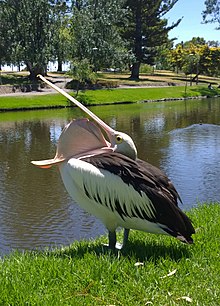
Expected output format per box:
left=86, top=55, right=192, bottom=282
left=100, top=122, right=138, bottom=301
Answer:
left=0, top=93, right=68, bottom=111
left=0, top=85, right=220, bottom=111
left=77, top=85, right=220, bottom=105
left=0, top=203, right=219, bottom=305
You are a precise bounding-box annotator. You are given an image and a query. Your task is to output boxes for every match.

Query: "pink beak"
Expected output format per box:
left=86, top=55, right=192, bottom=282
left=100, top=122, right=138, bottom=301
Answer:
left=31, top=75, right=119, bottom=168
left=31, top=118, right=114, bottom=168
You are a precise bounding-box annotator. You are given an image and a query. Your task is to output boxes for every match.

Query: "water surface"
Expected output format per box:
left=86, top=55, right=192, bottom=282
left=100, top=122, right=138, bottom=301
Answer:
left=0, top=97, right=220, bottom=254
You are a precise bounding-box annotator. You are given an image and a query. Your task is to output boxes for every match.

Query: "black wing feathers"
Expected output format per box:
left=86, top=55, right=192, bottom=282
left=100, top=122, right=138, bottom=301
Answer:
left=82, top=152, right=195, bottom=243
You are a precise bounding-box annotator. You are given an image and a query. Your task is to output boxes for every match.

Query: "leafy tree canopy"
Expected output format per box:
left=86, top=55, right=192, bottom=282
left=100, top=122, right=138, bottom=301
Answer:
left=70, top=0, right=128, bottom=71
left=202, top=0, right=220, bottom=29
left=2, top=0, right=53, bottom=79
left=170, top=39, right=220, bottom=79
left=0, top=0, right=69, bottom=79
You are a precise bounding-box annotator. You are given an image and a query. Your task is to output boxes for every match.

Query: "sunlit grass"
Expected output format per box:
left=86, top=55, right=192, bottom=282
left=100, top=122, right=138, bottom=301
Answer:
left=0, top=86, right=220, bottom=111
left=77, top=85, right=220, bottom=105
left=0, top=203, right=219, bottom=305
left=0, top=93, right=70, bottom=110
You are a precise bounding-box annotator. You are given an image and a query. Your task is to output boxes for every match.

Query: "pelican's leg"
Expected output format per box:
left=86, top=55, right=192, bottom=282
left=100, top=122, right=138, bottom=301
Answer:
left=115, top=228, right=130, bottom=250
left=106, top=229, right=130, bottom=250
left=122, top=228, right=130, bottom=248
left=108, top=230, right=117, bottom=249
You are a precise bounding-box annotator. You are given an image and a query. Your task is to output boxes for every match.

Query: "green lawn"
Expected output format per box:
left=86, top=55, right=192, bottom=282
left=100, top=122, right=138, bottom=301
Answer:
left=0, top=203, right=219, bottom=305
left=0, top=86, right=220, bottom=111
left=78, top=85, right=220, bottom=105
left=0, top=93, right=69, bottom=110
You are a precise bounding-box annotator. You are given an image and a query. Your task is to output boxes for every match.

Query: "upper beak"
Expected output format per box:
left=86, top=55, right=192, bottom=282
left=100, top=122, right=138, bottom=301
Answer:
left=37, top=75, right=117, bottom=146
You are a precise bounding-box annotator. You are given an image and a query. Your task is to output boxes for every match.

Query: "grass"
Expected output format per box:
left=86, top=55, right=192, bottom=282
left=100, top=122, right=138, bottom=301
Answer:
left=1, top=70, right=220, bottom=111
left=0, top=86, right=220, bottom=111
left=0, top=203, right=219, bottom=305
left=97, top=70, right=220, bottom=87
left=77, top=85, right=220, bottom=105
left=0, top=93, right=70, bottom=110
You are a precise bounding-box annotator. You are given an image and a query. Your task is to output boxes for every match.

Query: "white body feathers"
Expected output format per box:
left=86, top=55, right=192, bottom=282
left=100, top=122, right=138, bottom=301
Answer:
left=59, top=158, right=168, bottom=236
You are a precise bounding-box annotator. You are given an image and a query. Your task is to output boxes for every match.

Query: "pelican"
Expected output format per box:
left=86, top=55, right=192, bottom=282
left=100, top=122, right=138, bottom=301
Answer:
left=32, top=76, right=195, bottom=249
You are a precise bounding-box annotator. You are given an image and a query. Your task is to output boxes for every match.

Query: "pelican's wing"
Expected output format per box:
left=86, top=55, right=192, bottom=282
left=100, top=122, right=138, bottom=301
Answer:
left=136, top=158, right=182, bottom=206
left=81, top=152, right=195, bottom=243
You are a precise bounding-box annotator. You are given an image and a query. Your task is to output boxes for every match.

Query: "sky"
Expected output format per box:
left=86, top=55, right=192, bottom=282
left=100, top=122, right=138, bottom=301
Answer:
left=165, top=0, right=219, bottom=44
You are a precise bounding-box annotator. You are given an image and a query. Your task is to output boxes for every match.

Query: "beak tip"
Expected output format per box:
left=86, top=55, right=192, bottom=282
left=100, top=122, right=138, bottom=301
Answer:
left=31, top=160, right=54, bottom=169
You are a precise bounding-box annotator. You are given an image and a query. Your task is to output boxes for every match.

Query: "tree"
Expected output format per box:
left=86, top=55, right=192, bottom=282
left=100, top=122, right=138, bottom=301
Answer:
left=189, top=37, right=207, bottom=46
left=70, top=0, right=128, bottom=71
left=0, top=1, right=12, bottom=69
left=51, top=1, right=72, bottom=72
left=170, top=43, right=185, bottom=73
left=170, top=41, right=220, bottom=80
left=207, top=40, right=220, bottom=46
left=154, top=40, right=175, bottom=70
left=182, top=52, right=200, bottom=85
left=122, top=0, right=181, bottom=79
left=203, top=0, right=220, bottom=29
left=68, top=59, right=97, bottom=96
left=1, top=0, right=57, bottom=80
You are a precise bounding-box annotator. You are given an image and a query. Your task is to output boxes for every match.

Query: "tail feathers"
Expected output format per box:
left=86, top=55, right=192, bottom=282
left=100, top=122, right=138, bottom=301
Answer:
left=162, top=227, right=194, bottom=244
left=176, top=234, right=194, bottom=244
left=160, top=207, right=195, bottom=244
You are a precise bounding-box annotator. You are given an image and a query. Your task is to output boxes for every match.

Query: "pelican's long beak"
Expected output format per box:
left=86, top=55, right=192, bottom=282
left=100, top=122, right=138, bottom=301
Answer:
left=37, top=75, right=117, bottom=145
left=32, top=75, right=122, bottom=169
left=31, top=118, right=113, bottom=168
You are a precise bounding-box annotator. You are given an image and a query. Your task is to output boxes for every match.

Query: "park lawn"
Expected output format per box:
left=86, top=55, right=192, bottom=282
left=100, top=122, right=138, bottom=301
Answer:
left=0, top=93, right=69, bottom=110
left=0, top=85, right=220, bottom=111
left=77, top=85, right=220, bottom=104
left=0, top=203, right=219, bottom=305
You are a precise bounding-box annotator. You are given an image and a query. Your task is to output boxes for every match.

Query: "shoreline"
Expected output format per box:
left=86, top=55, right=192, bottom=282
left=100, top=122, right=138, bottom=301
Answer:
left=0, top=93, right=220, bottom=113
left=1, top=82, right=220, bottom=112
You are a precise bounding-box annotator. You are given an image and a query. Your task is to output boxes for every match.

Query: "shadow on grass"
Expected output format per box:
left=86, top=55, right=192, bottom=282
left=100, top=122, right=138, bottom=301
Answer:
left=101, top=73, right=170, bottom=83
left=190, top=87, right=220, bottom=97
left=1, top=74, right=30, bottom=86
left=51, top=236, right=192, bottom=263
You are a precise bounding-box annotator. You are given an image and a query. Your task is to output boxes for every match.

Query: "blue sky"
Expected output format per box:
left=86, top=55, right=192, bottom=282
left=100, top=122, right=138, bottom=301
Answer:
left=165, top=0, right=219, bottom=44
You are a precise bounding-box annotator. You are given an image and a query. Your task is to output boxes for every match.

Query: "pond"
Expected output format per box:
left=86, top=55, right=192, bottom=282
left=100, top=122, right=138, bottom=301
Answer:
left=0, top=97, right=220, bottom=254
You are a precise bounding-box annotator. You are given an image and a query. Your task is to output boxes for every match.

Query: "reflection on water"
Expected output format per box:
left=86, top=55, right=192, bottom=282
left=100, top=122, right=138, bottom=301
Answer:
left=163, top=124, right=220, bottom=208
left=0, top=97, right=220, bottom=254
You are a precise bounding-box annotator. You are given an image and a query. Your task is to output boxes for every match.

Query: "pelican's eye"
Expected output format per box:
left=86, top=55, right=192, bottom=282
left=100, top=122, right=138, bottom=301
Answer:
left=116, top=135, right=123, bottom=144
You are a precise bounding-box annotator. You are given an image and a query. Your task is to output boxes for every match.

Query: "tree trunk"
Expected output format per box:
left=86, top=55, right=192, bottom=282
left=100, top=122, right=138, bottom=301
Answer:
left=129, top=3, right=142, bottom=80
left=130, top=62, right=141, bottom=80
left=26, top=62, right=46, bottom=81
left=57, top=58, right=62, bottom=72
left=192, top=73, right=199, bottom=84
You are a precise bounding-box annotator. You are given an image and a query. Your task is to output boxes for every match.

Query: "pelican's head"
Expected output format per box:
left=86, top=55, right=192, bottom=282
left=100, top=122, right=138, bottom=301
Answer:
left=105, top=130, right=137, bottom=160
